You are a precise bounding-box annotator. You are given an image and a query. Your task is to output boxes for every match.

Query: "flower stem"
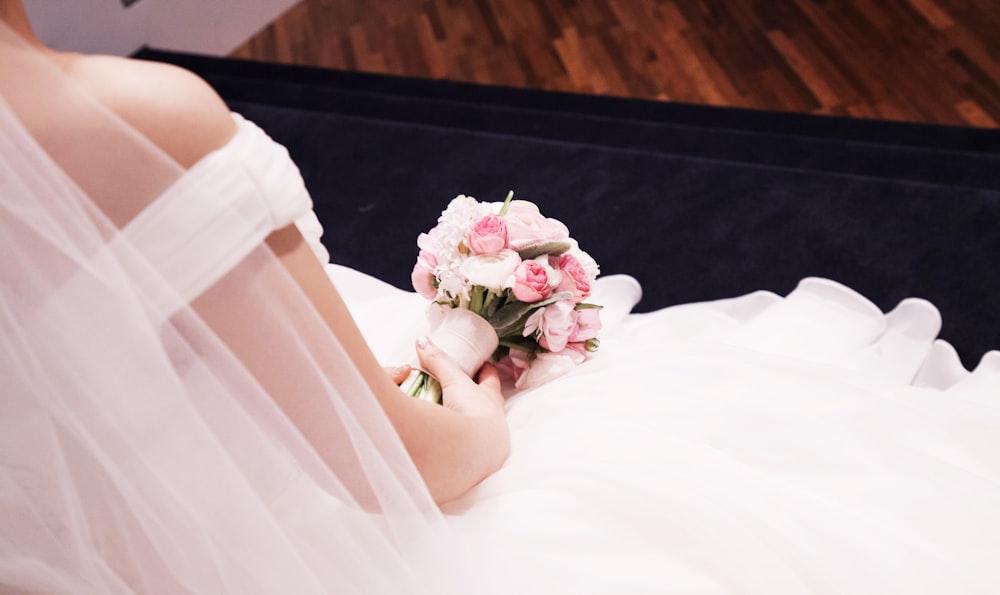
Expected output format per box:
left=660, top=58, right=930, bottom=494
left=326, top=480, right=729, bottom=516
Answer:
left=399, top=369, right=443, bottom=404
left=470, top=286, right=486, bottom=314
left=498, top=190, right=514, bottom=216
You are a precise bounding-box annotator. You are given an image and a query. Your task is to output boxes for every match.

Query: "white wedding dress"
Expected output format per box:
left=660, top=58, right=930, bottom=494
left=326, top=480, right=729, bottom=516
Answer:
left=277, top=119, right=999, bottom=592
left=5, top=100, right=999, bottom=593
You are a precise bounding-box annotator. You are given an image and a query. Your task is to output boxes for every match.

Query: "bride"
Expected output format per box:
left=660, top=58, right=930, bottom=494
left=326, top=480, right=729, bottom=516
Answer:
left=2, top=2, right=998, bottom=593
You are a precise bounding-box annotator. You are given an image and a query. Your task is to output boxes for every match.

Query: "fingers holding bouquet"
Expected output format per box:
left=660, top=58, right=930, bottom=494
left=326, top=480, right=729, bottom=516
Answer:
left=384, top=365, right=413, bottom=385
left=415, top=336, right=504, bottom=417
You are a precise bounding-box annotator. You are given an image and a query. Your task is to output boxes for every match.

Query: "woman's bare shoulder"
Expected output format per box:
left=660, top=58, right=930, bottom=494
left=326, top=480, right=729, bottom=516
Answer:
left=65, top=53, right=237, bottom=168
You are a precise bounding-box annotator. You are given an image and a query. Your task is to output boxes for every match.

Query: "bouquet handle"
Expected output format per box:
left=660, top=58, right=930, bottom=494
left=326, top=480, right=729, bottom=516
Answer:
left=400, top=307, right=499, bottom=403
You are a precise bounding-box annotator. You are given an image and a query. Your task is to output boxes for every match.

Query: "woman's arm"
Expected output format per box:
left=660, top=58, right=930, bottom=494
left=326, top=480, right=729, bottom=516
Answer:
left=69, top=53, right=508, bottom=503
left=266, top=226, right=509, bottom=504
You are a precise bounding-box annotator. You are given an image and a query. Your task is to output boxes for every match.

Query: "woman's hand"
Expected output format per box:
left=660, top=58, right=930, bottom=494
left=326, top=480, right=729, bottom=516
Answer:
left=384, top=365, right=412, bottom=386
left=380, top=340, right=508, bottom=502
left=411, top=336, right=510, bottom=500
left=414, top=336, right=505, bottom=419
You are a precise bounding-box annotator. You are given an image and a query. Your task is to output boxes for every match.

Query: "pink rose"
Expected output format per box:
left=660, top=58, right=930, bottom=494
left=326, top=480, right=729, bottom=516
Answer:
left=568, top=307, right=602, bottom=342
left=416, top=230, right=436, bottom=253
left=511, top=260, right=553, bottom=303
left=504, top=201, right=570, bottom=249
left=494, top=354, right=519, bottom=382
left=410, top=249, right=438, bottom=299
left=467, top=214, right=508, bottom=254
left=556, top=253, right=592, bottom=302
left=507, top=348, right=584, bottom=389
left=524, top=300, right=575, bottom=352
left=503, top=351, right=531, bottom=388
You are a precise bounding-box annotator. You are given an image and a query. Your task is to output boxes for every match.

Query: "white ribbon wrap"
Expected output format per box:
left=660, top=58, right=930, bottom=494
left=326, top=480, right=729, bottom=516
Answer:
left=426, top=307, right=499, bottom=377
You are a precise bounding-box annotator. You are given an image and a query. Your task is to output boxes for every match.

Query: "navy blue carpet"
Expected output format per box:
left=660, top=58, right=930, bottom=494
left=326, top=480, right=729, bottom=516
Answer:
left=138, top=49, right=1000, bottom=369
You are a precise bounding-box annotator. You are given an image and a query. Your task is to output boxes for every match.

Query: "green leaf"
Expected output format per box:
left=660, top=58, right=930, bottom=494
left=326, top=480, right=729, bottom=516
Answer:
left=534, top=291, right=574, bottom=308
left=516, top=240, right=572, bottom=260
left=489, top=301, right=534, bottom=335
left=484, top=290, right=504, bottom=318
left=499, top=337, right=538, bottom=353
left=489, top=291, right=573, bottom=336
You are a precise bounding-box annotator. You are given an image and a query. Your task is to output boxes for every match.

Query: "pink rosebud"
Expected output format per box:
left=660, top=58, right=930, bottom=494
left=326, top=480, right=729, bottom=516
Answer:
left=467, top=214, right=509, bottom=254
left=511, top=260, right=553, bottom=303
left=556, top=254, right=591, bottom=302
left=524, top=300, right=575, bottom=352
left=495, top=353, right=522, bottom=383
left=568, top=307, right=602, bottom=342
left=509, top=349, right=581, bottom=389
left=410, top=249, right=438, bottom=299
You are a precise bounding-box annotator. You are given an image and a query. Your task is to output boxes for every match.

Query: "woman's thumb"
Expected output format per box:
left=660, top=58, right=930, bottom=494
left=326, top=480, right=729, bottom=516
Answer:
left=416, top=336, right=468, bottom=388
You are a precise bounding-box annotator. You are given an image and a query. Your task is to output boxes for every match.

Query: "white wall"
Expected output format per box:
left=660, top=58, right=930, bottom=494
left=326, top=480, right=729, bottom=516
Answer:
left=24, top=0, right=297, bottom=56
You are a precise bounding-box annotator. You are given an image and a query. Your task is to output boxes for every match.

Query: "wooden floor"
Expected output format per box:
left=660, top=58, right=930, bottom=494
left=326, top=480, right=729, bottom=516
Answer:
left=233, top=0, right=1000, bottom=128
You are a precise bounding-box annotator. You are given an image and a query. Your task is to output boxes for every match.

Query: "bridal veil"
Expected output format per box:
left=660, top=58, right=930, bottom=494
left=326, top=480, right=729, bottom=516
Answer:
left=0, top=21, right=472, bottom=593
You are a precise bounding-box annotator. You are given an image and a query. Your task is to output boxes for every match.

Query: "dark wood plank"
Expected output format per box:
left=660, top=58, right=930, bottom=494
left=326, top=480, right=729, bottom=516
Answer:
left=232, top=0, right=1000, bottom=128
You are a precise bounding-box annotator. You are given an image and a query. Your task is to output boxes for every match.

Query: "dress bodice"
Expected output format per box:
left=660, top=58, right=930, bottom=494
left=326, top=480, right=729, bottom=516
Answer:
left=121, top=113, right=327, bottom=314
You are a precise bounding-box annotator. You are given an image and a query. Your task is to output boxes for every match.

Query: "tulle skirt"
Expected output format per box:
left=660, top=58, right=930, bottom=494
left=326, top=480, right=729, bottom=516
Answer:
left=331, top=266, right=1000, bottom=594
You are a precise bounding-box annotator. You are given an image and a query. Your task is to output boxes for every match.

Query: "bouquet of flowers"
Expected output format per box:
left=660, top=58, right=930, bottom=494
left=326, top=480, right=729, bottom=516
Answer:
left=401, top=192, right=602, bottom=402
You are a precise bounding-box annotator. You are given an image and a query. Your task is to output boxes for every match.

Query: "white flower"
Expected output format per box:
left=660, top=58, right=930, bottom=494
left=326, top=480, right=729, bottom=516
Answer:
left=441, top=195, right=489, bottom=223
left=437, top=270, right=470, bottom=304
left=459, top=250, right=520, bottom=291
left=437, top=196, right=492, bottom=247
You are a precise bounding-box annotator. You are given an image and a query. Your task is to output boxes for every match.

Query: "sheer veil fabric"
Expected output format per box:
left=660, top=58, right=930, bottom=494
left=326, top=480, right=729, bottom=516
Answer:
left=0, top=22, right=473, bottom=594
left=5, top=17, right=1000, bottom=595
